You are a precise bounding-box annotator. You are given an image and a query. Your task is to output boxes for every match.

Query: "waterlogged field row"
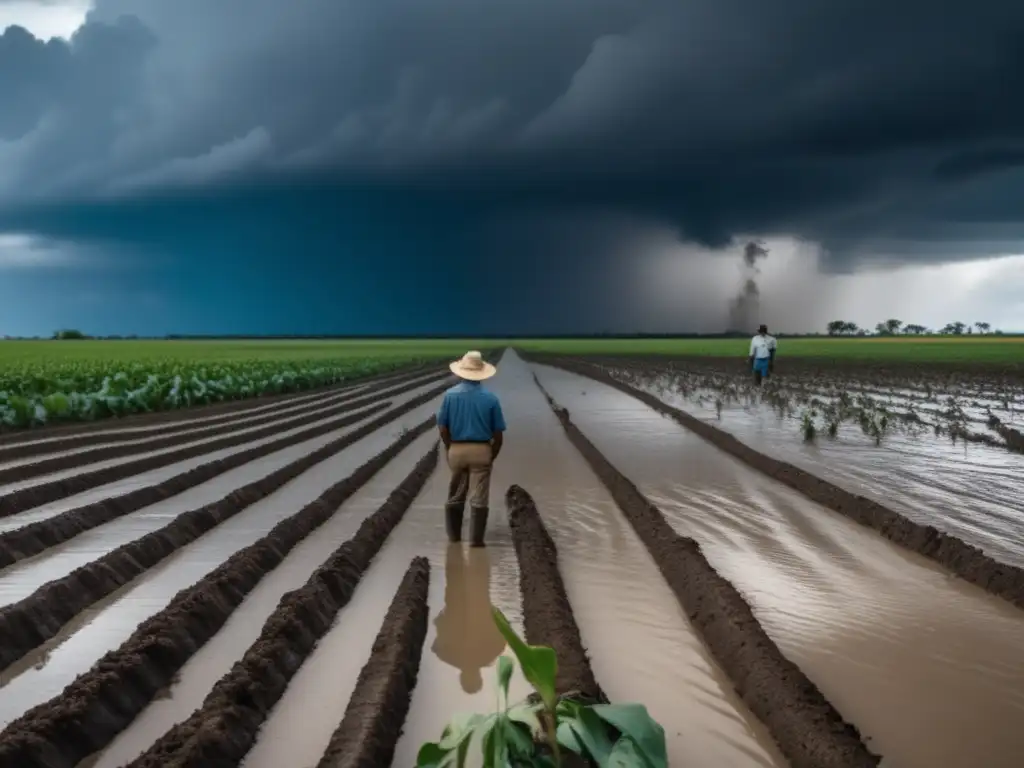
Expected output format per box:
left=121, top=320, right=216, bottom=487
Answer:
left=515, top=335, right=1024, bottom=364
left=0, top=340, right=491, bottom=428
left=0, top=352, right=1020, bottom=768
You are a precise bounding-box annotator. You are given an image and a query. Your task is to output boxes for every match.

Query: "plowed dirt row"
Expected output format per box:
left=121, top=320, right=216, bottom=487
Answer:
left=0, top=370, right=452, bottom=516
left=530, top=357, right=1024, bottom=768
left=0, top=366, right=433, bottom=472
left=0, top=348, right=1017, bottom=768
left=0, top=359, right=441, bottom=448
left=0, top=387, right=448, bottom=678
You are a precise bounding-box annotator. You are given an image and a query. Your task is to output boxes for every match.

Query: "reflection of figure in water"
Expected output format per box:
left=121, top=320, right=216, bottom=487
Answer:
left=431, top=543, right=506, bottom=693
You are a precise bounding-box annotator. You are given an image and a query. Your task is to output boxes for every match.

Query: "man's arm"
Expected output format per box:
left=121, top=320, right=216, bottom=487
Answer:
left=768, top=337, right=777, bottom=369
left=437, top=394, right=452, bottom=449
left=490, top=398, right=507, bottom=461
left=748, top=337, right=755, bottom=368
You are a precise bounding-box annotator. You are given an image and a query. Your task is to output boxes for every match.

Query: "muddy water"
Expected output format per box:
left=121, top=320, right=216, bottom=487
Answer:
left=0, top=381, right=445, bottom=606
left=244, top=444, right=528, bottom=768
left=0, top=396, right=443, bottom=727
left=0, top=380, right=377, bottom=472
left=0, top=366, right=419, bottom=451
left=92, top=430, right=442, bottom=767
left=0, top=373, right=444, bottom=495
left=630, top=373, right=1024, bottom=567
left=533, top=362, right=1024, bottom=768
left=492, top=352, right=786, bottom=767
left=0, top=375, right=445, bottom=535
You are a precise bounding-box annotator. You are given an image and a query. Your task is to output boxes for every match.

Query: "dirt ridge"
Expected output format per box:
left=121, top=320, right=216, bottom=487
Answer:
left=0, top=358, right=445, bottom=445
left=313, top=557, right=430, bottom=768
left=0, top=400, right=390, bottom=571
left=529, top=372, right=881, bottom=768
left=0, top=428, right=439, bottom=768
left=0, top=371, right=451, bottom=518
left=505, top=484, right=605, bottom=703
left=0, top=376, right=453, bottom=570
left=124, top=452, right=437, bottom=768
left=0, top=384, right=449, bottom=672
left=532, top=353, right=1024, bottom=611
left=0, top=364, right=442, bottom=466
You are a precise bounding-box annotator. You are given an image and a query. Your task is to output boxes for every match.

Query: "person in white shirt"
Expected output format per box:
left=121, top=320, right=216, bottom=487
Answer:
left=748, top=324, right=777, bottom=385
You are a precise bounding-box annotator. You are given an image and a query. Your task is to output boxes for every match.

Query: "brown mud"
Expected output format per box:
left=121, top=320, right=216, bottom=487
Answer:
left=123, top=450, right=437, bottom=768
left=531, top=373, right=880, bottom=768
left=0, top=358, right=444, bottom=444
left=0, top=378, right=453, bottom=571
left=0, top=400, right=389, bottom=570
left=0, top=431, right=439, bottom=768
left=505, top=484, right=605, bottom=703
left=0, top=375, right=450, bottom=568
left=529, top=353, right=1024, bottom=611
left=0, top=371, right=451, bottom=518
left=313, top=557, right=430, bottom=768
left=0, top=386, right=447, bottom=672
left=0, top=367, right=445, bottom=473
left=0, top=363, right=440, bottom=462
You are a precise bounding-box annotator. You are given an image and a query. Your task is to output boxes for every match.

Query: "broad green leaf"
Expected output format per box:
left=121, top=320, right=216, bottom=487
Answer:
left=497, top=655, right=514, bottom=703
left=506, top=702, right=543, bottom=738
left=416, top=742, right=448, bottom=767
left=492, top=608, right=558, bottom=710
left=556, top=720, right=587, bottom=755
left=556, top=700, right=614, bottom=763
left=607, top=736, right=650, bottom=767
left=591, top=704, right=667, bottom=768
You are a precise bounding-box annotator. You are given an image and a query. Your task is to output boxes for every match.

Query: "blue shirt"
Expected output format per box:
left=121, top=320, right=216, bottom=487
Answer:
left=437, top=381, right=507, bottom=442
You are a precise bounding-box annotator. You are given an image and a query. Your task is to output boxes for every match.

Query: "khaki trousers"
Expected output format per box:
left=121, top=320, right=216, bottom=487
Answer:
left=446, top=442, right=493, bottom=511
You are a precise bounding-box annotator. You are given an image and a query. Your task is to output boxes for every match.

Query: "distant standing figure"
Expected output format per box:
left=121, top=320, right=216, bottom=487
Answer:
left=437, top=351, right=506, bottom=547
left=749, top=324, right=777, bottom=386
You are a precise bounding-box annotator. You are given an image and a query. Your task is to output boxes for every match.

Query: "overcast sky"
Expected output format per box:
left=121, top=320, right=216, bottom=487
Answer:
left=0, top=0, right=1022, bottom=336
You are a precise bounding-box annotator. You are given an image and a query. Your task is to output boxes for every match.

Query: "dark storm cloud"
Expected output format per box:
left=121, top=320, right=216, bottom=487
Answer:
left=2, top=0, right=1024, bottom=272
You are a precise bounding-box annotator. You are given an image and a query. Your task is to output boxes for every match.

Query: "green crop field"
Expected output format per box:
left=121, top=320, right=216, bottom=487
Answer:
left=513, top=336, right=1024, bottom=364
left=0, top=336, right=1019, bottom=429
left=0, top=339, right=487, bottom=429
left=0, top=339, right=489, bottom=365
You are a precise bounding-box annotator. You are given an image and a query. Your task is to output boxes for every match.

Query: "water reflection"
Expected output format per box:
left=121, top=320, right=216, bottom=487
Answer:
left=431, top=543, right=506, bottom=693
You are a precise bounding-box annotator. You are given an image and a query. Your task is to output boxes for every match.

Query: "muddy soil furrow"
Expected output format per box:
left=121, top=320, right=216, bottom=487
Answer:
left=0, top=371, right=451, bottom=516
left=532, top=354, right=1024, bottom=610
left=313, top=557, right=431, bottom=768
left=0, top=388, right=447, bottom=672
left=0, top=423, right=438, bottom=768
left=532, top=375, right=879, bottom=768
left=0, top=377, right=451, bottom=569
left=0, top=359, right=447, bottom=446
left=505, top=484, right=604, bottom=703
left=0, top=400, right=387, bottom=568
left=89, top=432, right=436, bottom=768
left=0, top=370, right=452, bottom=507
left=123, top=449, right=437, bottom=768
left=0, top=367, right=436, bottom=470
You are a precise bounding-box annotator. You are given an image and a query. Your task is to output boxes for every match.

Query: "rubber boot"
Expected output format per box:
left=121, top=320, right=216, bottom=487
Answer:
left=445, top=504, right=464, bottom=543
left=469, top=507, right=489, bottom=547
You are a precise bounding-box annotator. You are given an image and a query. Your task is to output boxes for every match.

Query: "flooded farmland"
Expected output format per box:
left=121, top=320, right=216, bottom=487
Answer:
left=0, top=350, right=1021, bottom=767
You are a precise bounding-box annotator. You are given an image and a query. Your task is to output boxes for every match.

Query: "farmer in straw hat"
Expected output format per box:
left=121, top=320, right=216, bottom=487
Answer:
left=437, top=351, right=506, bottom=547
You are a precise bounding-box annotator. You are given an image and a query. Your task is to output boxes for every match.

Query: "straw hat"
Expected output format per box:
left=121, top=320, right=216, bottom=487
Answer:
left=449, top=350, right=496, bottom=381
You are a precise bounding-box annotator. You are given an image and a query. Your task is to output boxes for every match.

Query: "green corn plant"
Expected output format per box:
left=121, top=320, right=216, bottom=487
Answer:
left=417, top=607, right=667, bottom=768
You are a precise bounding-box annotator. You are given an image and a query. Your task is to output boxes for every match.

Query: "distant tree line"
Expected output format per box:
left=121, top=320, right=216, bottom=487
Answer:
left=826, top=320, right=1001, bottom=336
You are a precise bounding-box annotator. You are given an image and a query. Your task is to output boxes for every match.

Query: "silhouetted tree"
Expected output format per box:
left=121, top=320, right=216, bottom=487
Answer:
left=975, top=322, right=991, bottom=334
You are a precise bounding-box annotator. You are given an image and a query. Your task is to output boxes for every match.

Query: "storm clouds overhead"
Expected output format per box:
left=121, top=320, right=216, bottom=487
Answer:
left=1, top=0, right=1023, bottom=334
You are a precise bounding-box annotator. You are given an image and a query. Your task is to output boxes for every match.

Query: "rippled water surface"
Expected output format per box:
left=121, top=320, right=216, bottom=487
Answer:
left=624, top=369, right=1024, bottom=567
left=533, top=361, right=1024, bottom=768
